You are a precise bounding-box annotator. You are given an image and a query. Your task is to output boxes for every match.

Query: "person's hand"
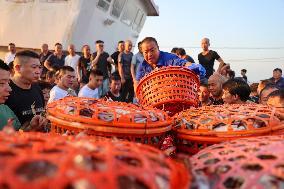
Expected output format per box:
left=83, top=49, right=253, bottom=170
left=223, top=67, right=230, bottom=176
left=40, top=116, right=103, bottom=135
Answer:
left=29, top=115, right=48, bottom=131
left=6, top=118, right=14, bottom=128
left=3, top=118, right=16, bottom=134
left=219, top=64, right=230, bottom=76
left=184, top=62, right=192, bottom=67
left=97, top=50, right=102, bottom=57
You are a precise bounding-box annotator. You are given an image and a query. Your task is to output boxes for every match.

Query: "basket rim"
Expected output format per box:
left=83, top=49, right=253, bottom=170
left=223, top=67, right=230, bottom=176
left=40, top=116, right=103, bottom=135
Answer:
left=47, top=97, right=173, bottom=129
left=136, top=66, right=200, bottom=95
left=47, top=114, right=173, bottom=135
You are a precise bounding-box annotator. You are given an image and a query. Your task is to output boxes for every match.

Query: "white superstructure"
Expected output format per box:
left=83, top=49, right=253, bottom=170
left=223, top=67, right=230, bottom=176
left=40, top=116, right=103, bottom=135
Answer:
left=0, top=0, right=158, bottom=53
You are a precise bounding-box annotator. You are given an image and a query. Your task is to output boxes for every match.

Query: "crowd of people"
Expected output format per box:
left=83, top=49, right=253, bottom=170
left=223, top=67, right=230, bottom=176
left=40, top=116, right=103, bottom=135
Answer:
left=0, top=37, right=284, bottom=131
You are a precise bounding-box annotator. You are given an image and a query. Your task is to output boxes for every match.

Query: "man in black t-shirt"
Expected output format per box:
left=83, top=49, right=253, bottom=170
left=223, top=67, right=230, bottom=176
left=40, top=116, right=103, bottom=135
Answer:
left=91, top=40, right=114, bottom=97
left=111, top=41, right=125, bottom=71
left=104, top=73, right=124, bottom=102
left=198, top=38, right=225, bottom=79
left=118, top=40, right=134, bottom=103
left=39, top=43, right=52, bottom=79
left=44, top=43, right=66, bottom=71
left=5, top=50, right=48, bottom=129
left=78, top=45, right=92, bottom=84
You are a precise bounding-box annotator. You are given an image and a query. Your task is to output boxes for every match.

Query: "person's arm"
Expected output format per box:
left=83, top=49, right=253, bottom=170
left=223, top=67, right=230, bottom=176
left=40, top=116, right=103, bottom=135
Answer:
left=217, top=57, right=225, bottom=73
left=91, top=52, right=101, bottom=68
left=131, top=54, right=137, bottom=82
left=131, top=63, right=136, bottom=82
left=107, top=56, right=114, bottom=76
left=213, top=51, right=224, bottom=73
left=44, top=57, right=53, bottom=71
left=118, top=53, right=125, bottom=85
left=77, top=61, right=82, bottom=83
left=131, top=63, right=139, bottom=94
left=218, top=64, right=230, bottom=78
left=107, top=56, right=115, bottom=66
left=110, top=52, right=115, bottom=61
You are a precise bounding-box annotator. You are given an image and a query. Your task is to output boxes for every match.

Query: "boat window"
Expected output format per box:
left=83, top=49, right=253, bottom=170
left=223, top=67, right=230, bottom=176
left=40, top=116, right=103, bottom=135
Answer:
left=97, top=0, right=112, bottom=12
left=121, top=1, right=137, bottom=26
left=133, top=9, right=144, bottom=32
left=111, top=0, right=126, bottom=18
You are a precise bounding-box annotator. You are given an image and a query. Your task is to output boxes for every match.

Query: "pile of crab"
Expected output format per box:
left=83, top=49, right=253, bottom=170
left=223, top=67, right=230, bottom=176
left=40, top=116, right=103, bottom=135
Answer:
left=0, top=131, right=191, bottom=189
left=173, top=104, right=284, bottom=154
left=47, top=97, right=173, bottom=147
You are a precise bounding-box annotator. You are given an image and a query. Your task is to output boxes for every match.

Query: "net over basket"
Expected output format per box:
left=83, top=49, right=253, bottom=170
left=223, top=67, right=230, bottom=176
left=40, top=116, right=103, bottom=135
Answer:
left=0, top=131, right=191, bottom=189
left=191, top=135, right=284, bottom=189
left=47, top=97, right=173, bottom=146
left=136, top=66, right=200, bottom=116
left=173, top=104, right=284, bottom=155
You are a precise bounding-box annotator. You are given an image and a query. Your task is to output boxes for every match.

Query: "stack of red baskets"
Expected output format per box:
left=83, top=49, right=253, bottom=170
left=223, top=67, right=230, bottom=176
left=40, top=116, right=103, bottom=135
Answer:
left=191, top=135, right=284, bottom=189
left=174, top=104, right=284, bottom=155
left=136, top=66, right=200, bottom=116
left=0, top=131, right=191, bottom=189
left=47, top=97, right=173, bottom=147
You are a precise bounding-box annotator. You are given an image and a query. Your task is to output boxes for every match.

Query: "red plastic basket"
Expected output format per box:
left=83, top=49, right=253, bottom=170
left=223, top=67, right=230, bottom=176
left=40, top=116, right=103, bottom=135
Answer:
left=47, top=97, right=173, bottom=147
left=174, top=104, right=283, bottom=155
left=136, top=66, right=200, bottom=116
left=0, top=131, right=191, bottom=189
left=191, top=135, right=284, bottom=189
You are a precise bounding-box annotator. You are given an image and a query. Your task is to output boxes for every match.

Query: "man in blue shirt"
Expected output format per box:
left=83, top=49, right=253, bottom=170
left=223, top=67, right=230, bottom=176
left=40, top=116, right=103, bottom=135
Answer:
left=131, top=41, right=144, bottom=84
left=271, top=68, right=284, bottom=89
left=136, top=37, right=192, bottom=83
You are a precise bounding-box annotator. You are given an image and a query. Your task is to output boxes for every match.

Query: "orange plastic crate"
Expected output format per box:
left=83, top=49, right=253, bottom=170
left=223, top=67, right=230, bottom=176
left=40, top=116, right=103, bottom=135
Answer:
left=174, top=104, right=283, bottom=155
left=47, top=97, right=173, bottom=147
left=0, top=131, right=191, bottom=189
left=136, top=66, right=200, bottom=116
left=191, top=135, right=284, bottom=189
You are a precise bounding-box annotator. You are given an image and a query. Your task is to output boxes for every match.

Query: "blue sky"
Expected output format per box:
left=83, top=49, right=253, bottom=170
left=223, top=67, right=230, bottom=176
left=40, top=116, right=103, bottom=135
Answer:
left=138, top=0, right=284, bottom=82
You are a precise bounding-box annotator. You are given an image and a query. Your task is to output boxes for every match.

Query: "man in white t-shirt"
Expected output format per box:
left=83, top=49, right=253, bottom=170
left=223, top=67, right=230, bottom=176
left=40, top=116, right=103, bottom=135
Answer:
left=4, top=43, right=16, bottom=64
left=48, top=66, right=76, bottom=103
left=78, top=70, right=103, bottom=98
left=65, top=44, right=80, bottom=77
